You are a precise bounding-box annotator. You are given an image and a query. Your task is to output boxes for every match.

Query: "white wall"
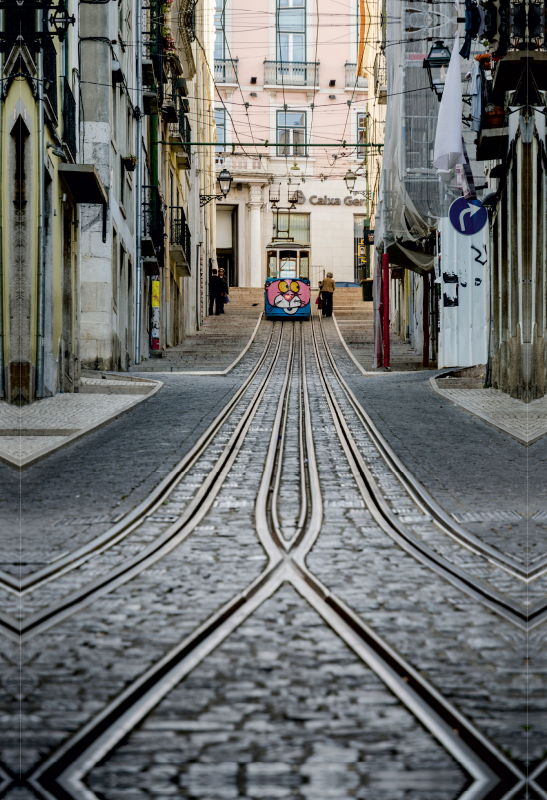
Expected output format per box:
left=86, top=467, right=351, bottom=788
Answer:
left=216, top=207, right=233, bottom=248
left=438, top=217, right=488, bottom=368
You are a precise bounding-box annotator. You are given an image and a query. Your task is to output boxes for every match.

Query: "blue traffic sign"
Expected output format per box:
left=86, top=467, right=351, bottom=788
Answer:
left=448, top=197, right=488, bottom=236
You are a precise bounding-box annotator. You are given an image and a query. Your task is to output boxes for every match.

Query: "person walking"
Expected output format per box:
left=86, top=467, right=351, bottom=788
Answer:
left=209, top=269, right=223, bottom=316
left=321, top=272, right=335, bottom=317
left=219, top=268, right=229, bottom=314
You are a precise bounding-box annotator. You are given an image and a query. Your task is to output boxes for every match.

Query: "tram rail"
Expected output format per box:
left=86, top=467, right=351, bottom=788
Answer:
left=0, top=324, right=288, bottom=641
left=0, top=324, right=278, bottom=601
left=310, top=314, right=545, bottom=629
left=27, top=319, right=525, bottom=800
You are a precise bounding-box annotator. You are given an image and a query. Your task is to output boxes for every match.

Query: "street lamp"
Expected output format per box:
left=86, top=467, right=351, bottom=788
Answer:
left=344, top=169, right=357, bottom=192
left=218, top=168, right=232, bottom=196
left=200, top=168, right=233, bottom=207
left=423, top=40, right=451, bottom=100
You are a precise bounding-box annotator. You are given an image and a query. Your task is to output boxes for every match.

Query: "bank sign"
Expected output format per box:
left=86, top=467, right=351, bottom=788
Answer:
left=309, top=195, right=368, bottom=207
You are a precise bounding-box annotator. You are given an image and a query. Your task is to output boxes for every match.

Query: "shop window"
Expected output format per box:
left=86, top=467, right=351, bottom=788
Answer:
left=354, top=214, right=369, bottom=279
left=277, top=111, right=306, bottom=156
left=273, top=212, right=309, bottom=242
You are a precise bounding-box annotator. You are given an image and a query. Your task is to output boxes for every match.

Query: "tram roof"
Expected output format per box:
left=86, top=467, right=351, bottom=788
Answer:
left=266, top=241, right=310, bottom=250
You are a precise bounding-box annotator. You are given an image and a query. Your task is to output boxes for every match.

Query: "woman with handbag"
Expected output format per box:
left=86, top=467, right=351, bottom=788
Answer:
left=316, top=281, right=323, bottom=313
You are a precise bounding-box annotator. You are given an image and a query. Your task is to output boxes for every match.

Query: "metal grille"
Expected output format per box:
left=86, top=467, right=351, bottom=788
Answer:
left=170, top=206, right=191, bottom=266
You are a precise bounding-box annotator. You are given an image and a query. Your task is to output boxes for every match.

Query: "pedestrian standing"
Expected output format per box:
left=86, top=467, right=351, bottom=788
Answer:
left=321, top=272, right=335, bottom=317
left=317, top=280, right=324, bottom=315
left=209, top=269, right=223, bottom=316
left=219, top=268, right=229, bottom=314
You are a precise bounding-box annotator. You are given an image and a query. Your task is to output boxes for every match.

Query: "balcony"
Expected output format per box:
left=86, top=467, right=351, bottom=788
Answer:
left=170, top=206, right=192, bottom=276
left=264, top=60, right=319, bottom=88
left=214, top=58, right=238, bottom=84
left=142, top=186, right=164, bottom=267
left=373, top=52, right=387, bottom=104
left=62, top=77, right=77, bottom=162
left=345, top=63, right=368, bottom=90
left=169, top=106, right=191, bottom=169
left=215, top=152, right=269, bottom=173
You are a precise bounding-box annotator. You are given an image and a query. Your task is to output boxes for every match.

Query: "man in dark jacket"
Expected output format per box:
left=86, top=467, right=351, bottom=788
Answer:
left=218, top=268, right=229, bottom=313
left=209, top=269, right=223, bottom=316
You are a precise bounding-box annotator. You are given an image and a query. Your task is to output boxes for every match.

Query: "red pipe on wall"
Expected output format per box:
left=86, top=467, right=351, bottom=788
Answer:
left=423, top=272, right=429, bottom=368
left=382, top=254, right=390, bottom=369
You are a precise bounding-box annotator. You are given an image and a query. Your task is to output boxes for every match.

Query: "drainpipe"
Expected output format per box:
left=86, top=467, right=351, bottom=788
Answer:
left=0, top=53, right=4, bottom=398
left=422, top=272, right=429, bottom=367
left=36, top=11, right=46, bottom=398
left=382, top=253, right=390, bottom=369
left=135, top=0, right=143, bottom=363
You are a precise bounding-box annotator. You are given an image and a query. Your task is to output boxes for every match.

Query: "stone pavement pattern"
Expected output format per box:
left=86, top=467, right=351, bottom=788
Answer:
left=432, top=381, right=547, bottom=445
left=131, top=289, right=263, bottom=372
left=333, top=290, right=427, bottom=371
left=0, top=317, right=542, bottom=798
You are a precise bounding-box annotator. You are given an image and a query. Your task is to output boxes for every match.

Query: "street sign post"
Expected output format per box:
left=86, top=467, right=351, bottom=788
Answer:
left=448, top=197, right=488, bottom=236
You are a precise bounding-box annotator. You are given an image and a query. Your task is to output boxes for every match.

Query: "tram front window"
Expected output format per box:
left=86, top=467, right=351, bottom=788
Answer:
left=299, top=252, right=309, bottom=278
left=268, top=252, right=277, bottom=278
left=279, top=250, right=297, bottom=279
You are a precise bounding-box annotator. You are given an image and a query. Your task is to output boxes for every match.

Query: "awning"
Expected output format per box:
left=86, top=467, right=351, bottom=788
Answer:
left=58, top=164, right=108, bottom=205
left=386, top=241, right=434, bottom=275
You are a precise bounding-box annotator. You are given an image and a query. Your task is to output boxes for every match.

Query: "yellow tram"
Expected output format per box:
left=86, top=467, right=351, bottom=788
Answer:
left=264, top=241, right=312, bottom=320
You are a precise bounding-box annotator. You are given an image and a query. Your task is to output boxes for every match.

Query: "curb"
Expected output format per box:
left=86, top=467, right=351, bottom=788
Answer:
left=429, top=376, right=547, bottom=447
left=0, top=380, right=163, bottom=471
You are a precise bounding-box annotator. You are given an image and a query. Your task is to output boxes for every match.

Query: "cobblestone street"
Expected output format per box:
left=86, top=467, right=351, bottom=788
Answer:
left=1, top=317, right=543, bottom=800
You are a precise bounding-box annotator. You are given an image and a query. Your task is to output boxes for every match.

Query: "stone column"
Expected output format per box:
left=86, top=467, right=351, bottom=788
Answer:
left=247, top=185, right=264, bottom=288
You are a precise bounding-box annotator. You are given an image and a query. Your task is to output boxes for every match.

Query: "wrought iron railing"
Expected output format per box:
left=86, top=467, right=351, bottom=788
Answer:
left=142, top=186, right=165, bottom=255
left=62, top=77, right=77, bottom=160
left=214, top=58, right=238, bottom=83
left=169, top=101, right=191, bottom=164
left=170, top=206, right=191, bottom=266
left=264, top=60, right=319, bottom=87
left=345, top=63, right=368, bottom=89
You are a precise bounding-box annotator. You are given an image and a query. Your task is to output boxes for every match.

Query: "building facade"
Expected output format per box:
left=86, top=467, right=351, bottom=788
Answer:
left=0, top=0, right=216, bottom=403
left=213, top=0, right=378, bottom=287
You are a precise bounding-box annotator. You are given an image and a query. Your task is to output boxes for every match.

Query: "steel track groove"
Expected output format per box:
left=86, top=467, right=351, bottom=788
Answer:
left=321, top=316, right=546, bottom=581
left=21, top=320, right=528, bottom=800
left=311, top=315, right=547, bottom=627
left=0, top=323, right=277, bottom=598
left=1, top=324, right=287, bottom=642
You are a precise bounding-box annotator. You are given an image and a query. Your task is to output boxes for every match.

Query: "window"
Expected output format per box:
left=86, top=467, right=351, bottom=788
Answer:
left=354, top=215, right=370, bottom=279
left=215, top=0, right=225, bottom=60
left=357, top=111, right=368, bottom=158
left=215, top=108, right=226, bottom=152
left=277, top=0, right=305, bottom=62
left=273, top=212, right=309, bottom=242
left=277, top=111, right=306, bottom=156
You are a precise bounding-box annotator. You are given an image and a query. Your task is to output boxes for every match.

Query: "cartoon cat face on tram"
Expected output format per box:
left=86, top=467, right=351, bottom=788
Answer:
left=266, top=280, right=311, bottom=315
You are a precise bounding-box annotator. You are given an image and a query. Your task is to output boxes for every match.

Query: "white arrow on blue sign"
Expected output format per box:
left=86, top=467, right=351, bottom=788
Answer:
left=448, top=197, right=488, bottom=236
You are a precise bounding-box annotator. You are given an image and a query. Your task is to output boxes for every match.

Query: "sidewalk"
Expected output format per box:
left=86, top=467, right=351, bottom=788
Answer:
left=431, top=378, right=547, bottom=446
left=0, top=375, right=161, bottom=469
left=333, top=289, right=432, bottom=371
left=131, top=289, right=264, bottom=373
